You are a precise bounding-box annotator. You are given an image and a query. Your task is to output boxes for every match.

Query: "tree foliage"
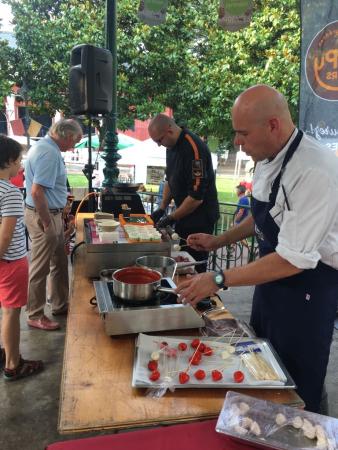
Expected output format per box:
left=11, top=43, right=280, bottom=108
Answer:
left=4, top=0, right=300, bottom=147
left=0, top=23, right=16, bottom=103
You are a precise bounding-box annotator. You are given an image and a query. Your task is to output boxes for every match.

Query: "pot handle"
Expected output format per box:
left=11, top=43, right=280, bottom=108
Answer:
left=156, top=287, right=177, bottom=295
left=176, top=259, right=208, bottom=269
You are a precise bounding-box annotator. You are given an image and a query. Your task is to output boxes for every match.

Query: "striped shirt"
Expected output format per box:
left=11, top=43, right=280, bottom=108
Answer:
left=0, top=180, right=26, bottom=260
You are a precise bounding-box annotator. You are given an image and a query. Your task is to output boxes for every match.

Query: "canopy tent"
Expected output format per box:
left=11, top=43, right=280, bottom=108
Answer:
left=95, top=138, right=218, bottom=185
left=75, top=133, right=139, bottom=150
left=8, top=135, right=42, bottom=149
left=117, top=139, right=167, bottom=183
left=234, top=145, right=252, bottom=178
left=8, top=135, right=30, bottom=145
left=64, top=133, right=141, bottom=166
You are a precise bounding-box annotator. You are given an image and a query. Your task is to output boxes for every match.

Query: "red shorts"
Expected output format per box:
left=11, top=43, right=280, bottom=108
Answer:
left=0, top=257, right=28, bottom=308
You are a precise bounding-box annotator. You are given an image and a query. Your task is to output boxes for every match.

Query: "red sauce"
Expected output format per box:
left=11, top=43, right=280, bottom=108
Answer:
left=114, top=267, right=161, bottom=284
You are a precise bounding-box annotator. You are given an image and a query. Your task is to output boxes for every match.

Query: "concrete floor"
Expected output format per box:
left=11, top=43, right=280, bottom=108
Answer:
left=0, top=286, right=337, bottom=450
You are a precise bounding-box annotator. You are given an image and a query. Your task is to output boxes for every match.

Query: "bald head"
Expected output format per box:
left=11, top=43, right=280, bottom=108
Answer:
left=148, top=113, right=181, bottom=148
left=149, top=114, right=175, bottom=132
left=233, top=85, right=293, bottom=126
left=232, top=85, right=295, bottom=161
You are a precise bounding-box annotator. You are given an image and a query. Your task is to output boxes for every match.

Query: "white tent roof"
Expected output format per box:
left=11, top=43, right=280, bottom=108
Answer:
left=96, top=138, right=218, bottom=184
left=118, top=138, right=166, bottom=164
left=118, top=138, right=218, bottom=169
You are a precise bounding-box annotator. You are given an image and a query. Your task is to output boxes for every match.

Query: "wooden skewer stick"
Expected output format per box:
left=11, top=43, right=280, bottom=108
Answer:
left=183, top=341, right=202, bottom=374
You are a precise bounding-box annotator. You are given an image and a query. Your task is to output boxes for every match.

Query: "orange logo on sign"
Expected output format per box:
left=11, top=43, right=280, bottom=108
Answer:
left=306, top=21, right=338, bottom=101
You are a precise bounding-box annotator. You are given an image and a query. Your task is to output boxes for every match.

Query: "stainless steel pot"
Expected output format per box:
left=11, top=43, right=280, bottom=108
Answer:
left=112, top=266, right=175, bottom=302
left=100, top=268, right=117, bottom=282
left=135, top=255, right=177, bottom=279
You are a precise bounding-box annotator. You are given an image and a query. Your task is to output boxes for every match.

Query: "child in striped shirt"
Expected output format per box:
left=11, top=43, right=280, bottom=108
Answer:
left=0, top=135, right=43, bottom=380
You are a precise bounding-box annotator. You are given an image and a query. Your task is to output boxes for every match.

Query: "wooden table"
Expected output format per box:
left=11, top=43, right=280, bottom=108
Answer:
left=58, top=213, right=304, bottom=434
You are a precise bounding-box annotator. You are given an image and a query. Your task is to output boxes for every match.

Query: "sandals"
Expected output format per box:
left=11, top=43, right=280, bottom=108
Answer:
left=3, top=357, right=44, bottom=381
left=0, top=347, right=5, bottom=369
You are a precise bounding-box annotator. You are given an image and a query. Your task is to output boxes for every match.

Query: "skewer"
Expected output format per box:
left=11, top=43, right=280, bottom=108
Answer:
left=172, top=243, right=189, bottom=251
left=171, top=232, right=187, bottom=242
left=183, top=341, right=202, bottom=375
left=239, top=344, right=280, bottom=381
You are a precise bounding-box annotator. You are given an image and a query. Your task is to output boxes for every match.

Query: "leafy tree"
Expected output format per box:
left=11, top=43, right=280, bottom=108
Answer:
left=5, top=0, right=300, bottom=148
left=0, top=24, right=16, bottom=104
left=4, top=0, right=105, bottom=115
left=171, top=0, right=301, bottom=144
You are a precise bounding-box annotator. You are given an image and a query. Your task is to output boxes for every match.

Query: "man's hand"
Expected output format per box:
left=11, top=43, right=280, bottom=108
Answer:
left=156, top=214, right=175, bottom=229
left=64, top=215, right=75, bottom=242
left=187, top=233, right=217, bottom=251
left=175, top=272, right=218, bottom=307
left=151, top=208, right=165, bottom=224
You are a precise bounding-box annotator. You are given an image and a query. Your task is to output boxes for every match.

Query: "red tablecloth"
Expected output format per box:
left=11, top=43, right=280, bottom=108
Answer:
left=46, top=419, right=254, bottom=450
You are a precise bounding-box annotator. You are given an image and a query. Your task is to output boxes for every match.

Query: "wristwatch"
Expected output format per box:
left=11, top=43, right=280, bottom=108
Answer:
left=213, top=271, right=227, bottom=290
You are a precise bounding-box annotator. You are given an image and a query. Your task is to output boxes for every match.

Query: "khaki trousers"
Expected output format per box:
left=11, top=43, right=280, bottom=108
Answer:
left=25, top=208, right=69, bottom=320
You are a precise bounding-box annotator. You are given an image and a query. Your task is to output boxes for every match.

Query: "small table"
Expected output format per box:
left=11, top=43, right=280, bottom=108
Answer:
left=58, top=213, right=304, bottom=434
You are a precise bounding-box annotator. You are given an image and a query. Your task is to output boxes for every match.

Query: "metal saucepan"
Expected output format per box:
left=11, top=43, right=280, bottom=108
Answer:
left=135, top=255, right=208, bottom=278
left=135, top=255, right=177, bottom=279
left=100, top=268, right=118, bottom=282
left=112, top=266, right=176, bottom=302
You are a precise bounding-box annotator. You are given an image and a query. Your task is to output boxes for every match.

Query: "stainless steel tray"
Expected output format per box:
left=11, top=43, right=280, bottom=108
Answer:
left=132, top=334, right=296, bottom=389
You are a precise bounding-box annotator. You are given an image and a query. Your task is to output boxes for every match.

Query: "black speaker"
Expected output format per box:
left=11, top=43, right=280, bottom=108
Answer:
left=69, top=44, right=113, bottom=115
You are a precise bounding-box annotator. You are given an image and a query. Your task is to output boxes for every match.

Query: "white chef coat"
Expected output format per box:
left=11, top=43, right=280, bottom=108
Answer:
left=253, top=129, right=338, bottom=270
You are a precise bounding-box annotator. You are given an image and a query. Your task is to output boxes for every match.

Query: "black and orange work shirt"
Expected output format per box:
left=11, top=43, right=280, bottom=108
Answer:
left=166, top=128, right=219, bottom=230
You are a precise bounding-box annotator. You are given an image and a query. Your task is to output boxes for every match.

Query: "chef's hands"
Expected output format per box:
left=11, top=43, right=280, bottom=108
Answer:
left=187, top=233, right=218, bottom=251
left=151, top=208, right=165, bottom=224
left=156, top=214, right=176, bottom=229
left=175, top=272, right=218, bottom=307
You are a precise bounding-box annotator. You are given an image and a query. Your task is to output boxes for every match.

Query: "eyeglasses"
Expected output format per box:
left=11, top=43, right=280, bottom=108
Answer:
left=153, top=128, right=168, bottom=146
left=155, top=135, right=165, bottom=145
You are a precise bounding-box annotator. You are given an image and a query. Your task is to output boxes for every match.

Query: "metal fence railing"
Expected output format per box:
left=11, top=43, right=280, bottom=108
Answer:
left=138, top=192, right=259, bottom=271
left=209, top=201, right=259, bottom=271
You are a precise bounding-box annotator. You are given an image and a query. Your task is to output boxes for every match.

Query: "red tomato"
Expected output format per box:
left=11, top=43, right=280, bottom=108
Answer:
left=191, top=338, right=201, bottom=349
left=178, top=342, right=187, bottom=351
left=198, top=343, right=206, bottom=353
left=211, top=370, right=223, bottom=382
left=147, top=360, right=158, bottom=371
left=203, top=346, right=213, bottom=356
left=189, top=353, right=202, bottom=365
left=179, top=372, right=190, bottom=384
left=194, top=369, right=206, bottom=380
left=149, top=370, right=160, bottom=381
left=233, top=370, right=245, bottom=383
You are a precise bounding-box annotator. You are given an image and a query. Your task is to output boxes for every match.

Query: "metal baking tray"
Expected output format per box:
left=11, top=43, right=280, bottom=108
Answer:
left=132, top=334, right=296, bottom=389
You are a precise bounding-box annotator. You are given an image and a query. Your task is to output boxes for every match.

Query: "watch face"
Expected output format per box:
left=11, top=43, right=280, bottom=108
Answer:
left=215, top=274, right=223, bottom=285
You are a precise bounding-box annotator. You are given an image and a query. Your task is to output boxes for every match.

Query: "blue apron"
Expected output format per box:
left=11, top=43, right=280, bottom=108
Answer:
left=251, top=130, right=338, bottom=412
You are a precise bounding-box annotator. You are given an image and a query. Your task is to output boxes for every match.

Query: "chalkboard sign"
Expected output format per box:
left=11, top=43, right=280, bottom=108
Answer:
left=146, top=166, right=165, bottom=185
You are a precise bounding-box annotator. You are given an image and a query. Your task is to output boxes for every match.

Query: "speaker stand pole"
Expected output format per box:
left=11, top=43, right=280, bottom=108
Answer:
left=101, top=0, right=120, bottom=193
left=83, top=116, right=95, bottom=212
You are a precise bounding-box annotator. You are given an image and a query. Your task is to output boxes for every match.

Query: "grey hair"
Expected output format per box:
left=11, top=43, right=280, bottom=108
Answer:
left=49, top=119, right=82, bottom=140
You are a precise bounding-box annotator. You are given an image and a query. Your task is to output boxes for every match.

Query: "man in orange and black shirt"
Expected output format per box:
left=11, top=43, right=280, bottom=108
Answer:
left=149, top=114, right=219, bottom=272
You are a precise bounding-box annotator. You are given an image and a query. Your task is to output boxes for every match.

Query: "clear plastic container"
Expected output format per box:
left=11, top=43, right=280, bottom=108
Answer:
left=216, top=391, right=338, bottom=449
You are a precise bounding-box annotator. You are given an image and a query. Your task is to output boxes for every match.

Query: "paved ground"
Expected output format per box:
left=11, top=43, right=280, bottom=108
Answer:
left=0, top=283, right=337, bottom=449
